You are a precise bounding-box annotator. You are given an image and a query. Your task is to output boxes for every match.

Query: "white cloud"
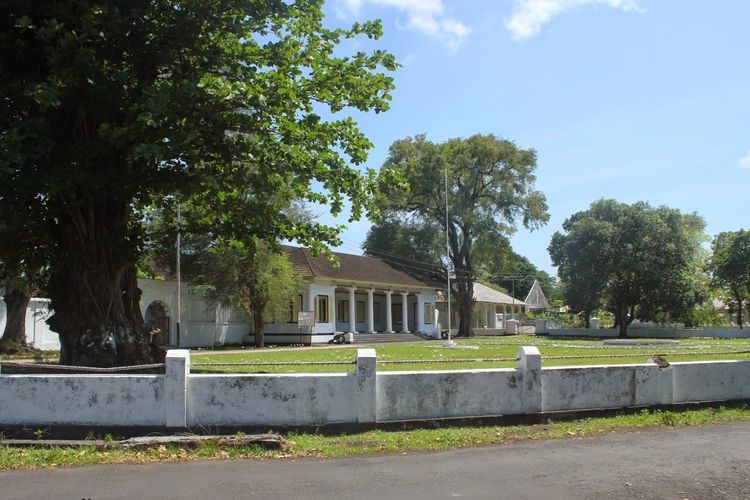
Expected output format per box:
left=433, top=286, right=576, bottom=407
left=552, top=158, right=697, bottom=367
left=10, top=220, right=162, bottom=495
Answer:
left=506, top=0, right=643, bottom=41
left=335, top=0, right=469, bottom=50
left=740, top=150, right=750, bottom=169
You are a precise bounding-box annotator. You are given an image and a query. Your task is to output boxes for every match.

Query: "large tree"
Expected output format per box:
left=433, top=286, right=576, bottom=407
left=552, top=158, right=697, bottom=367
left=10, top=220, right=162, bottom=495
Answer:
left=549, top=199, right=707, bottom=337
left=0, top=196, right=49, bottom=353
left=0, top=1, right=397, bottom=366
left=376, top=134, right=549, bottom=337
left=709, top=230, right=750, bottom=328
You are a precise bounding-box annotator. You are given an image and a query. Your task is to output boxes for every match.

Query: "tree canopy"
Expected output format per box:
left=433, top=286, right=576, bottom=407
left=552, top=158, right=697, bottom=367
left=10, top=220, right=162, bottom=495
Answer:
left=709, top=229, right=750, bottom=328
left=549, top=199, right=707, bottom=336
left=376, top=134, right=549, bottom=337
left=0, top=1, right=397, bottom=365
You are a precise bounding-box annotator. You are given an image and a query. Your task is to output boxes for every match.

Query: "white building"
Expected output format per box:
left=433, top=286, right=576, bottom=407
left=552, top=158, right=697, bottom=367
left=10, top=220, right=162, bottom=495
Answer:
left=436, top=282, right=528, bottom=334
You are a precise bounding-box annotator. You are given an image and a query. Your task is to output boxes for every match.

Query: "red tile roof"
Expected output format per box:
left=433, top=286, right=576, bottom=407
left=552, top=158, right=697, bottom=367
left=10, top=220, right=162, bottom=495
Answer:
left=283, top=246, right=438, bottom=289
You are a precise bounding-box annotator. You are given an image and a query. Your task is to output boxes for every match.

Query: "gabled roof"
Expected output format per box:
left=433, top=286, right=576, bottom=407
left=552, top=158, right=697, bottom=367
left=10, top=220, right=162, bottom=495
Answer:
left=283, top=246, right=438, bottom=289
left=474, top=282, right=528, bottom=306
left=436, top=282, right=528, bottom=306
left=524, top=279, right=550, bottom=310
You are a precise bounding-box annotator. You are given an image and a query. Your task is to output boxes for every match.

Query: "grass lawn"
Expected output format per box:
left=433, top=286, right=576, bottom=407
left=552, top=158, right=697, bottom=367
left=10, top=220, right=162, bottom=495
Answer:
left=190, top=336, right=750, bottom=373
left=2, top=405, right=749, bottom=469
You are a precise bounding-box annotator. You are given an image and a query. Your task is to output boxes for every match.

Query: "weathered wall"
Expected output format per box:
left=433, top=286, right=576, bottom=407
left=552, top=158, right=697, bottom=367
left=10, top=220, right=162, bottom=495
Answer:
left=2, top=349, right=750, bottom=428
left=0, top=375, right=164, bottom=425
left=187, top=373, right=357, bottom=426
left=672, top=360, right=750, bottom=402
left=547, top=327, right=750, bottom=339
left=377, top=369, right=525, bottom=421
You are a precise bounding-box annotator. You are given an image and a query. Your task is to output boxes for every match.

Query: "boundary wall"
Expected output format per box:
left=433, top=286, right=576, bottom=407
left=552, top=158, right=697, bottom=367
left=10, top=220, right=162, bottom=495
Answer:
left=1, top=348, right=749, bottom=427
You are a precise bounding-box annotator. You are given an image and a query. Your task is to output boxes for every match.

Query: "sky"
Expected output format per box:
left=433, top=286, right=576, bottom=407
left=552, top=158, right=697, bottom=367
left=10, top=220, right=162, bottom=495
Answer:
left=316, top=0, right=750, bottom=275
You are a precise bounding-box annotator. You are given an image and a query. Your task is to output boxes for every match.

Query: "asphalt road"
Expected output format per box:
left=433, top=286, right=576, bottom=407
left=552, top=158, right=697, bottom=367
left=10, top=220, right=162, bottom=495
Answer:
left=2, top=422, right=749, bottom=499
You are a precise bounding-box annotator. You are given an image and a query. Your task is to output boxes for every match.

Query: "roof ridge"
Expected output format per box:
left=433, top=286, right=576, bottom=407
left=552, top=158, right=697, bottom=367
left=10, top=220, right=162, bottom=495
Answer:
left=300, top=248, right=317, bottom=278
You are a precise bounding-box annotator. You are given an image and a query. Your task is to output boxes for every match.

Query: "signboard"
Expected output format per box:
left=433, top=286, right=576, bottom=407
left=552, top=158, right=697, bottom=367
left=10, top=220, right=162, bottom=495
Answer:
left=297, top=311, right=315, bottom=328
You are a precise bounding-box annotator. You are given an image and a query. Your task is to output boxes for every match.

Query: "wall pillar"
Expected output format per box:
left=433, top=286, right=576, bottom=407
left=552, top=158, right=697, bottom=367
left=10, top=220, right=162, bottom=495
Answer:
left=165, top=349, right=190, bottom=427
left=385, top=291, right=394, bottom=333
left=400, top=292, right=410, bottom=333
left=366, top=289, right=375, bottom=334
left=516, top=346, right=542, bottom=414
left=483, top=303, right=489, bottom=328
left=356, top=348, right=377, bottom=423
left=348, top=286, right=357, bottom=334
left=416, top=292, right=425, bottom=334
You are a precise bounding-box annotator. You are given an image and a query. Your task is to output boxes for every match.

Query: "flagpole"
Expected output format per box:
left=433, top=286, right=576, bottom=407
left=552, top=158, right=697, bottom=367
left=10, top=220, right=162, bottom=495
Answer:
left=445, top=164, right=456, bottom=348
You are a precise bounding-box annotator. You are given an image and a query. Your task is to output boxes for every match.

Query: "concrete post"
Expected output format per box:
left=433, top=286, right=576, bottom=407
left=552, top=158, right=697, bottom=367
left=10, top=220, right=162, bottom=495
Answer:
left=348, top=286, right=357, bottom=334
left=366, top=289, right=375, bottom=334
left=590, top=318, right=599, bottom=330
left=516, top=346, right=542, bottom=414
left=385, top=291, right=394, bottom=333
left=356, top=348, right=377, bottom=423
left=165, top=349, right=190, bottom=427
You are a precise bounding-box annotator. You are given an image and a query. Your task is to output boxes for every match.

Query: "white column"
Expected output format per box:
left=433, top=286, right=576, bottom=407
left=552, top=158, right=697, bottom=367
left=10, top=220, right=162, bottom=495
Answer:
left=416, top=292, right=425, bottom=334
left=483, top=303, right=489, bottom=327
left=366, top=289, right=375, bottom=334
left=401, top=292, right=409, bottom=333
left=385, top=291, right=393, bottom=333
left=348, top=286, right=357, bottom=333
left=307, top=285, right=316, bottom=331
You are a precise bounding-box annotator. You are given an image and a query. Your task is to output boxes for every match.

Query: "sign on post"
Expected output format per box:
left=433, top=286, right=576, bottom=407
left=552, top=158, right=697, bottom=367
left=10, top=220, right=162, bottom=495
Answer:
left=298, top=311, right=315, bottom=328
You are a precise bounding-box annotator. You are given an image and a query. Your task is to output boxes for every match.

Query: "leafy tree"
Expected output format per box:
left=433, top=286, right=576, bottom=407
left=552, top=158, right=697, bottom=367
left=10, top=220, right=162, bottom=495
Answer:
left=377, top=134, right=549, bottom=337
left=189, top=240, right=303, bottom=348
left=549, top=199, right=707, bottom=337
left=362, top=214, right=445, bottom=277
left=709, top=230, right=750, bottom=328
left=0, top=1, right=396, bottom=365
left=0, top=198, right=49, bottom=353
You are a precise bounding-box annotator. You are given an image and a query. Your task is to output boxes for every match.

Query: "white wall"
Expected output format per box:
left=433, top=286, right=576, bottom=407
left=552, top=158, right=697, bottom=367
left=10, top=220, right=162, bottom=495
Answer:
left=4, top=350, right=750, bottom=428
left=0, top=374, right=164, bottom=425
left=188, top=373, right=357, bottom=426
left=377, top=369, right=525, bottom=421
left=547, top=326, right=750, bottom=339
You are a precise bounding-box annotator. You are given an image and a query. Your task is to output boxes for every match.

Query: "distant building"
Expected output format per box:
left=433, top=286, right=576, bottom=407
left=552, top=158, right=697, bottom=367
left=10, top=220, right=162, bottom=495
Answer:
left=524, top=279, right=551, bottom=313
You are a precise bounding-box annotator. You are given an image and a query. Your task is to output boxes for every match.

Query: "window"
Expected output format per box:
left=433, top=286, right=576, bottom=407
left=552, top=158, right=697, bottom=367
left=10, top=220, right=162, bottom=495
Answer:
left=288, top=294, right=303, bottom=323
left=317, top=295, right=329, bottom=323
left=338, top=300, right=349, bottom=322
left=356, top=301, right=365, bottom=322
left=424, top=303, right=433, bottom=324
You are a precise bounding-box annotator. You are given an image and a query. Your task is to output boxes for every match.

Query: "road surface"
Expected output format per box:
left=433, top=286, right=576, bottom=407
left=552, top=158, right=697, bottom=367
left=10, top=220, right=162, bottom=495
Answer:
left=2, top=422, right=749, bottom=499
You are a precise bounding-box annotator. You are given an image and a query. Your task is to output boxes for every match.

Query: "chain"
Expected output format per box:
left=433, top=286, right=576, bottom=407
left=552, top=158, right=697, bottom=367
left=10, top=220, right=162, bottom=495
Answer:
left=192, top=361, right=355, bottom=367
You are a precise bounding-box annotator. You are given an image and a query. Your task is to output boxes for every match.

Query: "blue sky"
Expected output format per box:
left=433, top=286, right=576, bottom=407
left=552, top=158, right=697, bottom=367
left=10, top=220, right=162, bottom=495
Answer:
left=318, top=0, right=750, bottom=274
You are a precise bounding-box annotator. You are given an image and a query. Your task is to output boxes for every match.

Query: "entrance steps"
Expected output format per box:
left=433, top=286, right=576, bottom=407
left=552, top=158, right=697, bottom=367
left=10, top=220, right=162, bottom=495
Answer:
left=353, top=333, right=431, bottom=344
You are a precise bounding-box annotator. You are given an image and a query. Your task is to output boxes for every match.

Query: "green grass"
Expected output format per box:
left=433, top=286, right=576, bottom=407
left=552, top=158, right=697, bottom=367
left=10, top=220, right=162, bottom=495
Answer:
left=2, top=405, right=749, bottom=469
left=190, top=336, right=750, bottom=373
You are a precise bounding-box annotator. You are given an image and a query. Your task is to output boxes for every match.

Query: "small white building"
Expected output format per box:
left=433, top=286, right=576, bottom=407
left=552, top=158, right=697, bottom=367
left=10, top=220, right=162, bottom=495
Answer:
left=436, top=282, right=528, bottom=334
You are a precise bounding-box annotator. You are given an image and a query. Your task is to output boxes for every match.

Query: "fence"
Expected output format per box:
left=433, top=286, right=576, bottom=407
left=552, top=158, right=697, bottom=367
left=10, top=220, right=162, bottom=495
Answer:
left=1, top=348, right=749, bottom=428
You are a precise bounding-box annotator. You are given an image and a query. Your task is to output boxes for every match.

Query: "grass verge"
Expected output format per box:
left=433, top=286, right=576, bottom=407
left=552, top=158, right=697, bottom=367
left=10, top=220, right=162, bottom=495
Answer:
left=2, top=404, right=749, bottom=469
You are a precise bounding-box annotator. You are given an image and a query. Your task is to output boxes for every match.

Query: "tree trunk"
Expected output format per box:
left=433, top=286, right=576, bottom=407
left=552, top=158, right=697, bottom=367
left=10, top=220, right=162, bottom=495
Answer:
left=253, top=314, right=265, bottom=348
left=618, top=301, right=628, bottom=338
left=46, top=197, right=156, bottom=367
left=584, top=311, right=591, bottom=329
left=733, top=289, right=743, bottom=329
left=1, top=286, right=31, bottom=350
left=454, top=270, right=474, bottom=338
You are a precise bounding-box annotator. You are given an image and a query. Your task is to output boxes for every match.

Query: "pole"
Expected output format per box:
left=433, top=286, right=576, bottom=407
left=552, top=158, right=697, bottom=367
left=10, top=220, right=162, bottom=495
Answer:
left=176, top=202, right=182, bottom=348
left=444, top=164, right=455, bottom=348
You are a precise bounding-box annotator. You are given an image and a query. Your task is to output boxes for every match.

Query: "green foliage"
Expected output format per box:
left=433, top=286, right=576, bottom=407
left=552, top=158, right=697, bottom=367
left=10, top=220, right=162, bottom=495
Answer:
left=549, top=199, right=708, bottom=334
left=375, top=134, right=549, bottom=336
left=709, top=230, right=750, bottom=327
left=0, top=1, right=397, bottom=363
